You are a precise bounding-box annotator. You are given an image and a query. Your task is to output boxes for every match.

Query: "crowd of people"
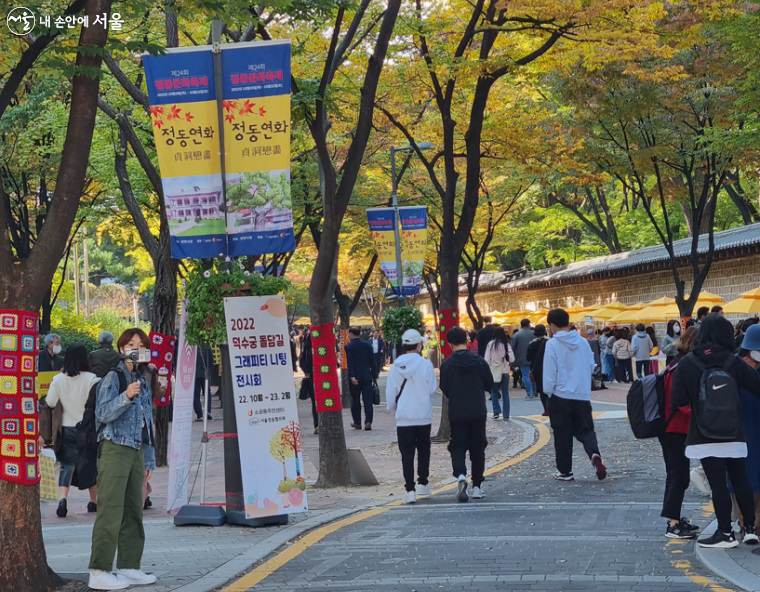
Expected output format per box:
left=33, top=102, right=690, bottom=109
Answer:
left=38, top=329, right=162, bottom=590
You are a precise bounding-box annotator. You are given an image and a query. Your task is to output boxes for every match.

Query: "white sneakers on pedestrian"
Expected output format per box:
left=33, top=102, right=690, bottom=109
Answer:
left=403, top=490, right=417, bottom=504
left=456, top=475, right=469, bottom=502
left=116, top=569, right=158, bottom=585
left=416, top=484, right=432, bottom=496
left=471, top=486, right=485, bottom=499
left=88, top=570, right=129, bottom=591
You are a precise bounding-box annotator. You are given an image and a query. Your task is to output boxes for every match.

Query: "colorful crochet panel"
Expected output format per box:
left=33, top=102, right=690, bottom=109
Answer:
left=438, top=308, right=460, bottom=363
left=0, top=310, right=40, bottom=485
left=310, top=323, right=342, bottom=413
left=150, top=331, right=176, bottom=406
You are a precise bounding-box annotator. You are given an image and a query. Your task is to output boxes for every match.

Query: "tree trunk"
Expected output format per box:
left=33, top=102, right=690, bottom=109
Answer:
left=433, top=261, right=460, bottom=441
left=0, top=2, right=111, bottom=589
left=40, top=287, right=54, bottom=336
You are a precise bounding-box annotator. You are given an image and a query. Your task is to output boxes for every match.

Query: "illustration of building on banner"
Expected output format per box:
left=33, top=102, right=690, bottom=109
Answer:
left=224, top=295, right=307, bottom=519
left=367, top=206, right=428, bottom=297
left=143, top=40, right=295, bottom=259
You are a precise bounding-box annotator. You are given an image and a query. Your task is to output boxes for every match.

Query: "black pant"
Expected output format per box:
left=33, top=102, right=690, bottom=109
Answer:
left=193, top=377, right=210, bottom=419
left=616, top=358, right=633, bottom=383
left=374, top=353, right=385, bottom=374
left=658, top=432, right=689, bottom=521
left=309, top=393, right=318, bottom=429
left=397, top=425, right=431, bottom=492
left=350, top=379, right=374, bottom=425
left=548, top=395, right=600, bottom=475
left=636, top=360, right=650, bottom=380
left=449, top=418, right=487, bottom=486
left=701, top=456, right=755, bottom=533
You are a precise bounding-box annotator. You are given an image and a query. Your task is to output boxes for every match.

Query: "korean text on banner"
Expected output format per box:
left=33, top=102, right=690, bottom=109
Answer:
left=166, top=304, right=196, bottom=513
left=398, top=206, right=428, bottom=296
left=366, top=206, right=428, bottom=297
left=143, top=40, right=295, bottom=260
left=224, top=296, right=307, bottom=519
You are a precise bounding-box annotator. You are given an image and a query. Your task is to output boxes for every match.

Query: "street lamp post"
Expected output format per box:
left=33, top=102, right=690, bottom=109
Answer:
left=390, top=142, right=432, bottom=306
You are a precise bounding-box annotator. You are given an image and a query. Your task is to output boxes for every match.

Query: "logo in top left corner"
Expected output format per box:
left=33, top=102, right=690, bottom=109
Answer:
left=7, top=7, right=35, bottom=36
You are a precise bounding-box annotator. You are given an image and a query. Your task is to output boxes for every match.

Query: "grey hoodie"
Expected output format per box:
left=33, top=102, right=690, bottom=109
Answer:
left=631, top=332, right=653, bottom=361
left=542, top=330, right=596, bottom=401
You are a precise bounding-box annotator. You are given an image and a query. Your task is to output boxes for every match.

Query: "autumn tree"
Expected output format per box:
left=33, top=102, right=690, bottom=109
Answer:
left=0, top=1, right=112, bottom=589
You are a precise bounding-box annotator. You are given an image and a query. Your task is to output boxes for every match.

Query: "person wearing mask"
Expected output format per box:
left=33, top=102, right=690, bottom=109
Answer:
left=484, top=327, right=515, bottom=420
left=661, top=321, right=682, bottom=367
left=371, top=330, right=386, bottom=374
left=527, top=324, right=550, bottom=415
left=543, top=309, right=606, bottom=482
left=440, top=327, right=493, bottom=502
left=476, top=316, right=497, bottom=357
left=45, top=344, right=100, bottom=518
left=386, top=330, right=437, bottom=505
left=39, top=333, right=63, bottom=372
left=612, top=330, right=634, bottom=384
left=298, top=330, right=318, bottom=434
left=737, top=325, right=760, bottom=538
left=672, top=315, right=760, bottom=549
left=511, top=319, right=536, bottom=400
left=345, top=326, right=378, bottom=430
left=646, top=326, right=660, bottom=375
left=89, top=332, right=122, bottom=379
left=88, top=328, right=157, bottom=590
left=658, top=326, right=700, bottom=539
left=696, top=306, right=710, bottom=326
left=631, top=324, right=654, bottom=379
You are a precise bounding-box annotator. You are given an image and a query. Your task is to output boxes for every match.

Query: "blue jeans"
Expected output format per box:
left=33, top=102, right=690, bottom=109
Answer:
left=602, top=353, right=615, bottom=382
left=491, top=380, right=510, bottom=419
left=520, top=364, right=534, bottom=396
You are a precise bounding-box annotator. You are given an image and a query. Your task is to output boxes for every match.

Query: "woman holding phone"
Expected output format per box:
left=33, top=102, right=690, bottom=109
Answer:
left=87, top=328, right=157, bottom=591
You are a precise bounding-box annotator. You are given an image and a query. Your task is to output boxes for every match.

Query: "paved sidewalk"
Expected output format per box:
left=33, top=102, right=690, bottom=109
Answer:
left=697, top=519, right=760, bottom=592
left=44, top=371, right=535, bottom=590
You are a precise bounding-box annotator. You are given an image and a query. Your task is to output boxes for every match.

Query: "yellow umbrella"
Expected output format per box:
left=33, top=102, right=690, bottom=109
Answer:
left=568, top=306, right=598, bottom=324
left=661, top=291, right=725, bottom=318
left=608, top=302, right=648, bottom=324
left=588, top=302, right=628, bottom=321
left=723, top=287, right=760, bottom=315
left=528, top=309, right=549, bottom=324
left=635, top=297, right=679, bottom=323
left=351, top=316, right=375, bottom=325
left=565, top=305, right=586, bottom=314
left=293, top=316, right=311, bottom=325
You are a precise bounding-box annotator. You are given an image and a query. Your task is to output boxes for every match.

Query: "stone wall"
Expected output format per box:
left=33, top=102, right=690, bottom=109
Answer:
left=418, top=253, right=760, bottom=319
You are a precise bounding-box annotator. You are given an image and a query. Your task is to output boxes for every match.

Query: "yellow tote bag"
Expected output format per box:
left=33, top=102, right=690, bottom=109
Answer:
left=39, top=449, right=57, bottom=501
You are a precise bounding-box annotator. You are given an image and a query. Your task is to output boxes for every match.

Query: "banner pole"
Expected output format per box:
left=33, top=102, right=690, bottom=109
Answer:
left=211, top=19, right=231, bottom=258
left=200, top=355, right=209, bottom=505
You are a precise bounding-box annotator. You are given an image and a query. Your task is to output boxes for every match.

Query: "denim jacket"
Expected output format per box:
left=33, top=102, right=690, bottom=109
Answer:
left=95, top=361, right=156, bottom=470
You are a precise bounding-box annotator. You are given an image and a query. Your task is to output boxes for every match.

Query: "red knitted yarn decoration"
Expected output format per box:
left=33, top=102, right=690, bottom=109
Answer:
left=149, top=332, right=176, bottom=406
left=0, top=310, right=40, bottom=485
left=310, top=323, right=342, bottom=413
left=437, top=308, right=460, bottom=362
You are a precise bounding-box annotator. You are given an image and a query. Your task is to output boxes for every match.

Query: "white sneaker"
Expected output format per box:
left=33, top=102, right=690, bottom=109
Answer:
left=116, top=569, right=158, bottom=585
left=416, top=484, right=432, bottom=496
left=88, top=570, right=129, bottom=591
left=403, top=490, right=417, bottom=504
left=456, top=475, right=469, bottom=502
left=471, top=486, right=485, bottom=499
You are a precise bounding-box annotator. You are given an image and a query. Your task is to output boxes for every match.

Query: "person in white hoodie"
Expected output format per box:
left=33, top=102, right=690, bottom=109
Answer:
left=543, top=308, right=607, bottom=482
left=386, top=329, right=438, bottom=505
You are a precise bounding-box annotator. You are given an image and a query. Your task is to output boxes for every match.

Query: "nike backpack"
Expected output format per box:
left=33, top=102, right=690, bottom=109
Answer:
left=690, top=356, right=741, bottom=441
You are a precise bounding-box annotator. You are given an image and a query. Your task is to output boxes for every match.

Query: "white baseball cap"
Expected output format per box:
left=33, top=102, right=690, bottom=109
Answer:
left=401, top=329, right=423, bottom=345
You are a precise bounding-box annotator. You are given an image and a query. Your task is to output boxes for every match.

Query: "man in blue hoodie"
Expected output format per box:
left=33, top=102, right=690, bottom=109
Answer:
left=543, top=308, right=607, bottom=482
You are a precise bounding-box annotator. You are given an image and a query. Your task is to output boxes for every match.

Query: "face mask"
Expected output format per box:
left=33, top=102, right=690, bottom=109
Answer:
left=673, top=325, right=681, bottom=335
left=751, top=351, right=760, bottom=363
left=52, top=345, right=62, bottom=355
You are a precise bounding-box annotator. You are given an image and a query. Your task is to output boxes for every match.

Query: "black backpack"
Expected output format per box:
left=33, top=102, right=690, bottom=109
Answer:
left=627, top=371, right=669, bottom=439
left=76, top=370, right=126, bottom=460
left=690, top=356, right=741, bottom=441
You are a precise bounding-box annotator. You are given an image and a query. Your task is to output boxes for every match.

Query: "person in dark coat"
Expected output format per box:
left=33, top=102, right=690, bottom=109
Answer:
left=193, top=346, right=213, bottom=421
left=345, top=325, right=378, bottom=430
left=477, top=316, right=497, bottom=358
left=39, top=333, right=63, bottom=372
left=371, top=330, right=386, bottom=376
left=527, top=324, right=549, bottom=414
left=89, top=331, right=122, bottom=378
left=440, top=326, right=494, bottom=502
left=298, top=330, right=318, bottom=433
left=672, top=314, right=760, bottom=548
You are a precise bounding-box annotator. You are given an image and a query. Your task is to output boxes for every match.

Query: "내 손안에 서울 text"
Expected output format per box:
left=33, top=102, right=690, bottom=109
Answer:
left=5, top=6, right=124, bottom=36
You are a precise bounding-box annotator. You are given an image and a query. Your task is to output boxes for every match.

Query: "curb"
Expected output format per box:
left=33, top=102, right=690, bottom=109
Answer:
left=695, top=519, right=760, bottom=592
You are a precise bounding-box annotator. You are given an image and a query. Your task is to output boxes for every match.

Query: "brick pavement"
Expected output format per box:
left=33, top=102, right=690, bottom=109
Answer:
left=229, top=418, right=738, bottom=592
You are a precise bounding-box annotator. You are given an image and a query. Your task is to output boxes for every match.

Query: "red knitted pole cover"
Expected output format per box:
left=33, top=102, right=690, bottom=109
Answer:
left=310, top=323, right=342, bottom=413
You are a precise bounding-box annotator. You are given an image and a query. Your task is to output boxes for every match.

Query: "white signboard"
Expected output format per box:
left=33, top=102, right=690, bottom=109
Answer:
left=224, top=295, right=307, bottom=518
left=166, top=304, right=197, bottom=513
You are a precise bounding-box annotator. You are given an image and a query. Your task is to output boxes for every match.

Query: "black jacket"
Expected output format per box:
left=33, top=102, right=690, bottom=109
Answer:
left=89, top=346, right=122, bottom=379
left=527, top=337, right=548, bottom=395
left=440, top=349, right=493, bottom=422
left=38, top=349, right=62, bottom=372
left=671, top=343, right=760, bottom=446
left=299, top=334, right=313, bottom=375
left=345, top=337, right=377, bottom=383
left=477, top=324, right=497, bottom=357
